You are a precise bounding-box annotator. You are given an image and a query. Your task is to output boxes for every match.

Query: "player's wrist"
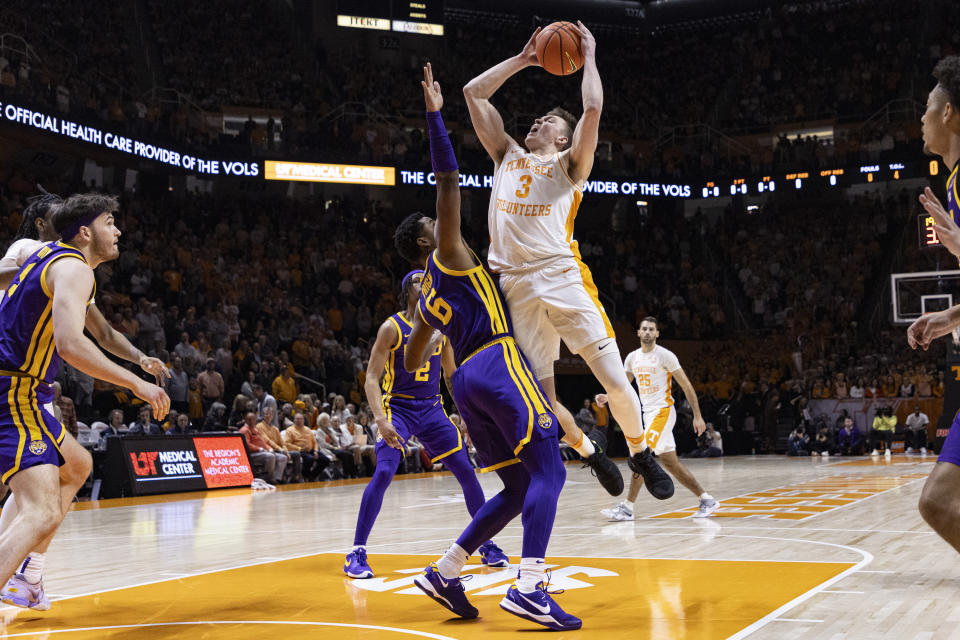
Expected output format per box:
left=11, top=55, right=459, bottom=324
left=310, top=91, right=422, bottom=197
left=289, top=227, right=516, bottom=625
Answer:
left=513, top=53, right=534, bottom=68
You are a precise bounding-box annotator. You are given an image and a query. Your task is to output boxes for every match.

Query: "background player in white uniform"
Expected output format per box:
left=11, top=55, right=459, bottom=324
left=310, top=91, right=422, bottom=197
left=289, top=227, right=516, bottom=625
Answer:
left=599, top=317, right=719, bottom=520
left=464, top=22, right=672, bottom=499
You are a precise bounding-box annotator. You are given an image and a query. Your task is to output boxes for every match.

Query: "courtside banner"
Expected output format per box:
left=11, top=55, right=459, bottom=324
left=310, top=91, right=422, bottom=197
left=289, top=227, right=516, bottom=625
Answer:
left=118, top=435, right=254, bottom=495
left=122, top=437, right=206, bottom=496
left=195, top=436, right=254, bottom=488
left=264, top=160, right=396, bottom=185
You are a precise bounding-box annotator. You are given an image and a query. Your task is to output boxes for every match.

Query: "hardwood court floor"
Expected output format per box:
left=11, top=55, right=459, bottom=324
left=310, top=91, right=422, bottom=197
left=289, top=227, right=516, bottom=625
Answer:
left=0, top=454, right=953, bottom=639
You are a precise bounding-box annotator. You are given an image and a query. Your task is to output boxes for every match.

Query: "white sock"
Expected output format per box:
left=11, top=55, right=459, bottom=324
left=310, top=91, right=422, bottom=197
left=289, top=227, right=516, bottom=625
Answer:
left=700, top=493, right=713, bottom=502
left=352, top=545, right=365, bottom=553
left=624, top=500, right=635, bottom=512
left=436, top=543, right=468, bottom=580
left=573, top=433, right=596, bottom=458
left=21, top=553, right=44, bottom=584
left=516, top=557, right=546, bottom=593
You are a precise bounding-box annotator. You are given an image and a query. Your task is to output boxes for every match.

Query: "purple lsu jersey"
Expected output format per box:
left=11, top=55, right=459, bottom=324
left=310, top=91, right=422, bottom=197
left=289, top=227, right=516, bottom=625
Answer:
left=417, top=250, right=511, bottom=366
left=378, top=312, right=463, bottom=463
left=0, top=241, right=90, bottom=482
left=0, top=241, right=95, bottom=400
left=948, top=162, right=958, bottom=228
left=941, top=410, right=960, bottom=468
left=381, top=311, right=444, bottom=400
left=418, top=250, right=558, bottom=472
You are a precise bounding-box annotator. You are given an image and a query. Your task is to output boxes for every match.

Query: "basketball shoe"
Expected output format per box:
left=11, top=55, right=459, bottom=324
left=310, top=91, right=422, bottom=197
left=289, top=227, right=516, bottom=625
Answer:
left=0, top=575, right=50, bottom=610
left=343, top=548, right=374, bottom=579
left=500, top=580, right=582, bottom=631
left=628, top=448, right=674, bottom=499
left=600, top=502, right=634, bottom=521
left=413, top=563, right=478, bottom=618
left=692, top=498, right=720, bottom=518
left=581, top=430, right=624, bottom=496
left=478, top=541, right=510, bottom=567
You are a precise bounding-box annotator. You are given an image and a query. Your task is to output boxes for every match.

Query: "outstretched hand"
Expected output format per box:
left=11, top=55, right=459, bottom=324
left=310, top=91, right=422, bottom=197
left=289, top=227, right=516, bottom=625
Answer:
left=570, top=20, right=596, bottom=58
left=519, top=27, right=542, bottom=66
left=907, top=309, right=958, bottom=351
left=920, top=187, right=960, bottom=259
left=140, top=355, right=171, bottom=387
left=422, top=62, right=443, bottom=112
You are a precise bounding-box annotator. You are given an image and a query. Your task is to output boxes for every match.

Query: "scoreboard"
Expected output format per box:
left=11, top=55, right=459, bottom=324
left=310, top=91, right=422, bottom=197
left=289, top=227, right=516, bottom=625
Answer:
left=337, top=0, right=444, bottom=36
left=919, top=214, right=942, bottom=249
left=698, top=160, right=934, bottom=200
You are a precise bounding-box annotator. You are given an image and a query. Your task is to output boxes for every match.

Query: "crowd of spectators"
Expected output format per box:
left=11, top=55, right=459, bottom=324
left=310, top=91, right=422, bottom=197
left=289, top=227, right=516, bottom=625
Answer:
left=146, top=1, right=309, bottom=114
left=1, top=0, right=954, bottom=179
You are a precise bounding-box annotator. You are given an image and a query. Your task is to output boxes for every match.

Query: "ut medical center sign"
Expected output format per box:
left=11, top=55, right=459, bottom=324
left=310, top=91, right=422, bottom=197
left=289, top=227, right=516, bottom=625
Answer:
left=105, top=434, right=253, bottom=496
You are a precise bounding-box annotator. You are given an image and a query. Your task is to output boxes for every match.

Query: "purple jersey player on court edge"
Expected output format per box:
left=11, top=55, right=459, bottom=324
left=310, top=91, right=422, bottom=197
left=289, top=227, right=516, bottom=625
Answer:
left=343, top=269, right=508, bottom=579
left=906, top=55, right=960, bottom=555
left=0, top=194, right=168, bottom=609
left=391, top=63, right=579, bottom=631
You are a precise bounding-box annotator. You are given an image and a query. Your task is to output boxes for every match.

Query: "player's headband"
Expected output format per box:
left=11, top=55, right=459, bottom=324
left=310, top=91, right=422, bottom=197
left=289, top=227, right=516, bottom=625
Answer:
left=401, top=269, right=424, bottom=293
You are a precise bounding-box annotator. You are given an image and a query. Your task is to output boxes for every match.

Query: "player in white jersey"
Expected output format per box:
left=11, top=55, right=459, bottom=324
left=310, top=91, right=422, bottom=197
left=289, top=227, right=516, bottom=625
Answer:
left=464, top=23, right=673, bottom=500
left=599, top=318, right=719, bottom=520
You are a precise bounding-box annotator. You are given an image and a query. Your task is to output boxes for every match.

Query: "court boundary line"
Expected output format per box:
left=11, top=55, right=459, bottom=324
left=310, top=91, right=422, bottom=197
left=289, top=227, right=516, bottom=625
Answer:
left=721, top=536, right=872, bottom=640
left=51, top=521, right=938, bottom=544
left=36, top=533, right=867, bottom=603
left=0, top=620, right=459, bottom=639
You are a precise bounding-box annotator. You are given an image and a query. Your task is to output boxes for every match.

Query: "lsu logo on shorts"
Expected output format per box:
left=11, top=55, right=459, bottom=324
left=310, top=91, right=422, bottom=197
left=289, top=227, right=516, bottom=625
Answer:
left=28, top=440, right=47, bottom=455
left=537, top=413, right=553, bottom=430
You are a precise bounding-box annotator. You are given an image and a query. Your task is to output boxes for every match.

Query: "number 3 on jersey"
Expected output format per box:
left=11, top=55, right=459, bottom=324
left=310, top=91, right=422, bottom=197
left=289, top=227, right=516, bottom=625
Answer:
left=424, top=289, right=452, bottom=325
left=515, top=175, right=532, bottom=198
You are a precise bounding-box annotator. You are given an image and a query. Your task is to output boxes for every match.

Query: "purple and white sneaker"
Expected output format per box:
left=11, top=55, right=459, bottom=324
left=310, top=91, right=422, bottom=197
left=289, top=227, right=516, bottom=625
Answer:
left=478, top=541, right=510, bottom=568
left=500, top=581, right=581, bottom=631
left=413, top=563, right=478, bottom=619
left=0, top=574, right=50, bottom=611
left=343, top=548, right=373, bottom=579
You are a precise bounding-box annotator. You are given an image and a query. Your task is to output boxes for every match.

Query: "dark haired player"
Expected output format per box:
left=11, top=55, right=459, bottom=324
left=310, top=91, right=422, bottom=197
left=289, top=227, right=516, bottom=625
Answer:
left=394, top=63, right=578, bottom=630
left=345, top=269, right=507, bottom=579
left=0, top=193, right=168, bottom=609
left=599, top=317, right=719, bottom=521
left=463, top=23, right=672, bottom=499
left=905, top=56, right=960, bottom=554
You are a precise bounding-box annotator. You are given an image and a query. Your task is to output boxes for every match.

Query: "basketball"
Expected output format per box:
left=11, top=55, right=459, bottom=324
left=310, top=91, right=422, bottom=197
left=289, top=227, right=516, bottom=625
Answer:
left=535, top=21, right=583, bottom=76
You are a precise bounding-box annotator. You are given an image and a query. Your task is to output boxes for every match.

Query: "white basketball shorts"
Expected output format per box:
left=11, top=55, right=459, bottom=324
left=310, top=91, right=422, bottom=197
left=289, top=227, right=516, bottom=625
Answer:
left=498, top=257, right=615, bottom=380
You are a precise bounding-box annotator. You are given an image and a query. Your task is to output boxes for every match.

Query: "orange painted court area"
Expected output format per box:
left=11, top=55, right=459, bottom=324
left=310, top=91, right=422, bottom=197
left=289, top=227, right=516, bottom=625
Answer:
left=0, top=553, right=852, bottom=640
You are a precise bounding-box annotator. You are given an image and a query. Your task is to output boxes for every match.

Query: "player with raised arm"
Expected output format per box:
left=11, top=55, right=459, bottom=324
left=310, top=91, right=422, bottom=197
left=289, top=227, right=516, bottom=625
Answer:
left=599, top=317, right=719, bottom=521
left=395, top=63, right=579, bottom=631
left=907, top=56, right=960, bottom=554
left=344, top=269, right=508, bottom=579
left=0, top=193, right=169, bottom=609
left=463, top=22, right=671, bottom=500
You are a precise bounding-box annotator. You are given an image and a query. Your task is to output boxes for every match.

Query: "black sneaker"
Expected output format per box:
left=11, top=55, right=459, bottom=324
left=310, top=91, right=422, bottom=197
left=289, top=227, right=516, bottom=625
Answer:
left=628, top=449, right=674, bottom=500
left=581, top=430, right=624, bottom=496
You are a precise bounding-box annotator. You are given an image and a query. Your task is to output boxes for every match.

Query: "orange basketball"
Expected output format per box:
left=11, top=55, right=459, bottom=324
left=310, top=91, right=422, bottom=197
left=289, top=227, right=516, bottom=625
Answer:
left=535, top=22, right=583, bottom=76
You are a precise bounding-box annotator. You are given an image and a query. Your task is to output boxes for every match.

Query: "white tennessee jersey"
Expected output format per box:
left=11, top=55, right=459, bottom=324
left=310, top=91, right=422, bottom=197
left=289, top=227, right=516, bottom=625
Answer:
left=623, top=345, right=681, bottom=412
left=487, top=146, right=583, bottom=274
